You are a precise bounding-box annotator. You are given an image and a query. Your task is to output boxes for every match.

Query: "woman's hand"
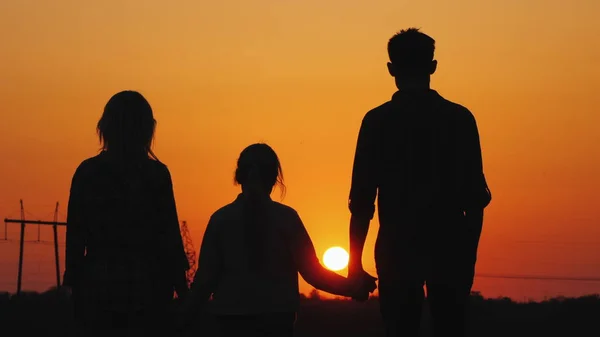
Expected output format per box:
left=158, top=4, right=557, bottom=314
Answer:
left=174, top=272, right=190, bottom=299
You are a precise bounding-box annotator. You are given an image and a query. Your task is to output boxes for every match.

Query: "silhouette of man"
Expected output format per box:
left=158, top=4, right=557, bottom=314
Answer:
left=347, top=28, right=491, bottom=337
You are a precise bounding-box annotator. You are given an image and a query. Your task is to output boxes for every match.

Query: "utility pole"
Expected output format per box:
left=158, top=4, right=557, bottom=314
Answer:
left=180, top=221, right=197, bottom=288
left=53, top=202, right=61, bottom=288
left=5, top=201, right=199, bottom=294
left=3, top=200, right=66, bottom=294
left=18, top=200, right=25, bottom=294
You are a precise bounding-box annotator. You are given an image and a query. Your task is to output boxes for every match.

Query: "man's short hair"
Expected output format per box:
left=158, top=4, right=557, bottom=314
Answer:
left=387, top=28, right=435, bottom=75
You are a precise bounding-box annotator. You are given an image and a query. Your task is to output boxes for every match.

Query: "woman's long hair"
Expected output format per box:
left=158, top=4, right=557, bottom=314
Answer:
left=234, top=143, right=286, bottom=272
left=97, top=90, right=159, bottom=161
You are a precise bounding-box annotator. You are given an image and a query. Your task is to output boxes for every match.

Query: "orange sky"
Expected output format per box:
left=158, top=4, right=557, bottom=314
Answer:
left=1, top=0, right=600, bottom=300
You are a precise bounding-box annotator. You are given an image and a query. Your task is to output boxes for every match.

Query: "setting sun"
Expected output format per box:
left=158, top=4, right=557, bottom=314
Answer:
left=323, top=247, right=349, bottom=271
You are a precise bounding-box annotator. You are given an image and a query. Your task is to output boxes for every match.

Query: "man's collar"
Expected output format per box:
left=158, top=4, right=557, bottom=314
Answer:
left=392, top=88, right=439, bottom=102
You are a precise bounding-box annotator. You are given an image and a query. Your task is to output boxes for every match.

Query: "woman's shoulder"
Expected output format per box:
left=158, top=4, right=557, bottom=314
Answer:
left=145, top=158, right=171, bottom=177
left=72, top=154, right=172, bottom=186
left=72, top=154, right=105, bottom=177
left=76, top=153, right=168, bottom=171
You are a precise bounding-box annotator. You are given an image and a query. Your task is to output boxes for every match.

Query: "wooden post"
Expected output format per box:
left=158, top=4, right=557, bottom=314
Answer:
left=53, top=224, right=60, bottom=287
left=17, top=222, right=25, bottom=295
left=53, top=202, right=61, bottom=288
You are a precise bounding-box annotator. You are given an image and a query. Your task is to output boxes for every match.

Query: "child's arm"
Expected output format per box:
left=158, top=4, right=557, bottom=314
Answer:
left=185, top=214, right=221, bottom=311
left=287, top=210, right=367, bottom=298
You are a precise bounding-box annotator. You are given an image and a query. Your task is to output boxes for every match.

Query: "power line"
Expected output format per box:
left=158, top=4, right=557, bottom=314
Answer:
left=475, top=273, right=600, bottom=282
left=0, top=239, right=65, bottom=246
left=357, top=266, right=600, bottom=284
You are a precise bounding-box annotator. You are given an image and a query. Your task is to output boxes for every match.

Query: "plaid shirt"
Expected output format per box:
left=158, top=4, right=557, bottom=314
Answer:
left=348, top=89, right=491, bottom=277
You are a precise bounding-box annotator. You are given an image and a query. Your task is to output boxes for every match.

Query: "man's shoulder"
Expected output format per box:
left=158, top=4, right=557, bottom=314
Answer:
left=362, top=101, right=394, bottom=124
left=435, top=93, right=475, bottom=121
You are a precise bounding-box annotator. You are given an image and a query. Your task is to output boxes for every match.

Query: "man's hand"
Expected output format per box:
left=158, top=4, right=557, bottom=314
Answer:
left=58, top=285, right=73, bottom=297
left=58, top=285, right=73, bottom=299
left=348, top=269, right=377, bottom=302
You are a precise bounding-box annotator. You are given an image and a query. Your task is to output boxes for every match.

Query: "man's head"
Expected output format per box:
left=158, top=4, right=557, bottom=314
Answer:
left=387, top=28, right=437, bottom=88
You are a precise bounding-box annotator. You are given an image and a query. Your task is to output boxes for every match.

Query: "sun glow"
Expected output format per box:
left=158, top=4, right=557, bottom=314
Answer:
left=323, top=246, right=349, bottom=271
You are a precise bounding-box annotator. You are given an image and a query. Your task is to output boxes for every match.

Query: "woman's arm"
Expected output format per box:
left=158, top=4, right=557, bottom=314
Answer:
left=160, top=166, right=190, bottom=297
left=63, top=165, right=87, bottom=288
left=288, top=210, right=361, bottom=298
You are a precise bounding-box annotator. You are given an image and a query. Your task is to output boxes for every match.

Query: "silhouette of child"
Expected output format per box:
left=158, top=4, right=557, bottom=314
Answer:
left=182, top=143, right=375, bottom=337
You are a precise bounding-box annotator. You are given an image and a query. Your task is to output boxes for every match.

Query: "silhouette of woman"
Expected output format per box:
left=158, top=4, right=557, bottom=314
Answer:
left=62, top=91, right=189, bottom=337
left=181, top=143, right=375, bottom=337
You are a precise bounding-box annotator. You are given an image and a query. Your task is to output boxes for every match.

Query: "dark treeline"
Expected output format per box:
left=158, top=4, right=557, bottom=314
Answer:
left=1, top=289, right=599, bottom=337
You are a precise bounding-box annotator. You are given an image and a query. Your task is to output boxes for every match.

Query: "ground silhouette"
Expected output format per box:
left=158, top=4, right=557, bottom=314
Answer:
left=1, top=288, right=598, bottom=337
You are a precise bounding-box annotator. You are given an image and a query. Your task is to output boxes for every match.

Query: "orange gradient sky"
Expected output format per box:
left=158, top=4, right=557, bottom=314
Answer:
left=1, top=0, right=600, bottom=300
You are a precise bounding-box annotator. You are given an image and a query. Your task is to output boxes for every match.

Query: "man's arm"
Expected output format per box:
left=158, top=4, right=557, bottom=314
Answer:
left=463, top=112, right=491, bottom=264
left=348, top=216, right=371, bottom=276
left=348, top=113, right=379, bottom=278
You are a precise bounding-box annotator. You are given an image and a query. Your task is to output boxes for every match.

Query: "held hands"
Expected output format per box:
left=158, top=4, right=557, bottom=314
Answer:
left=175, top=284, right=190, bottom=300
left=58, top=285, right=73, bottom=298
left=173, top=290, right=197, bottom=334
left=348, top=269, right=377, bottom=302
left=172, top=274, right=192, bottom=332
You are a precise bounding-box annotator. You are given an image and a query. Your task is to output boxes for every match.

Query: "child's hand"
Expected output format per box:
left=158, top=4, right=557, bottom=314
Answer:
left=349, top=271, right=377, bottom=302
